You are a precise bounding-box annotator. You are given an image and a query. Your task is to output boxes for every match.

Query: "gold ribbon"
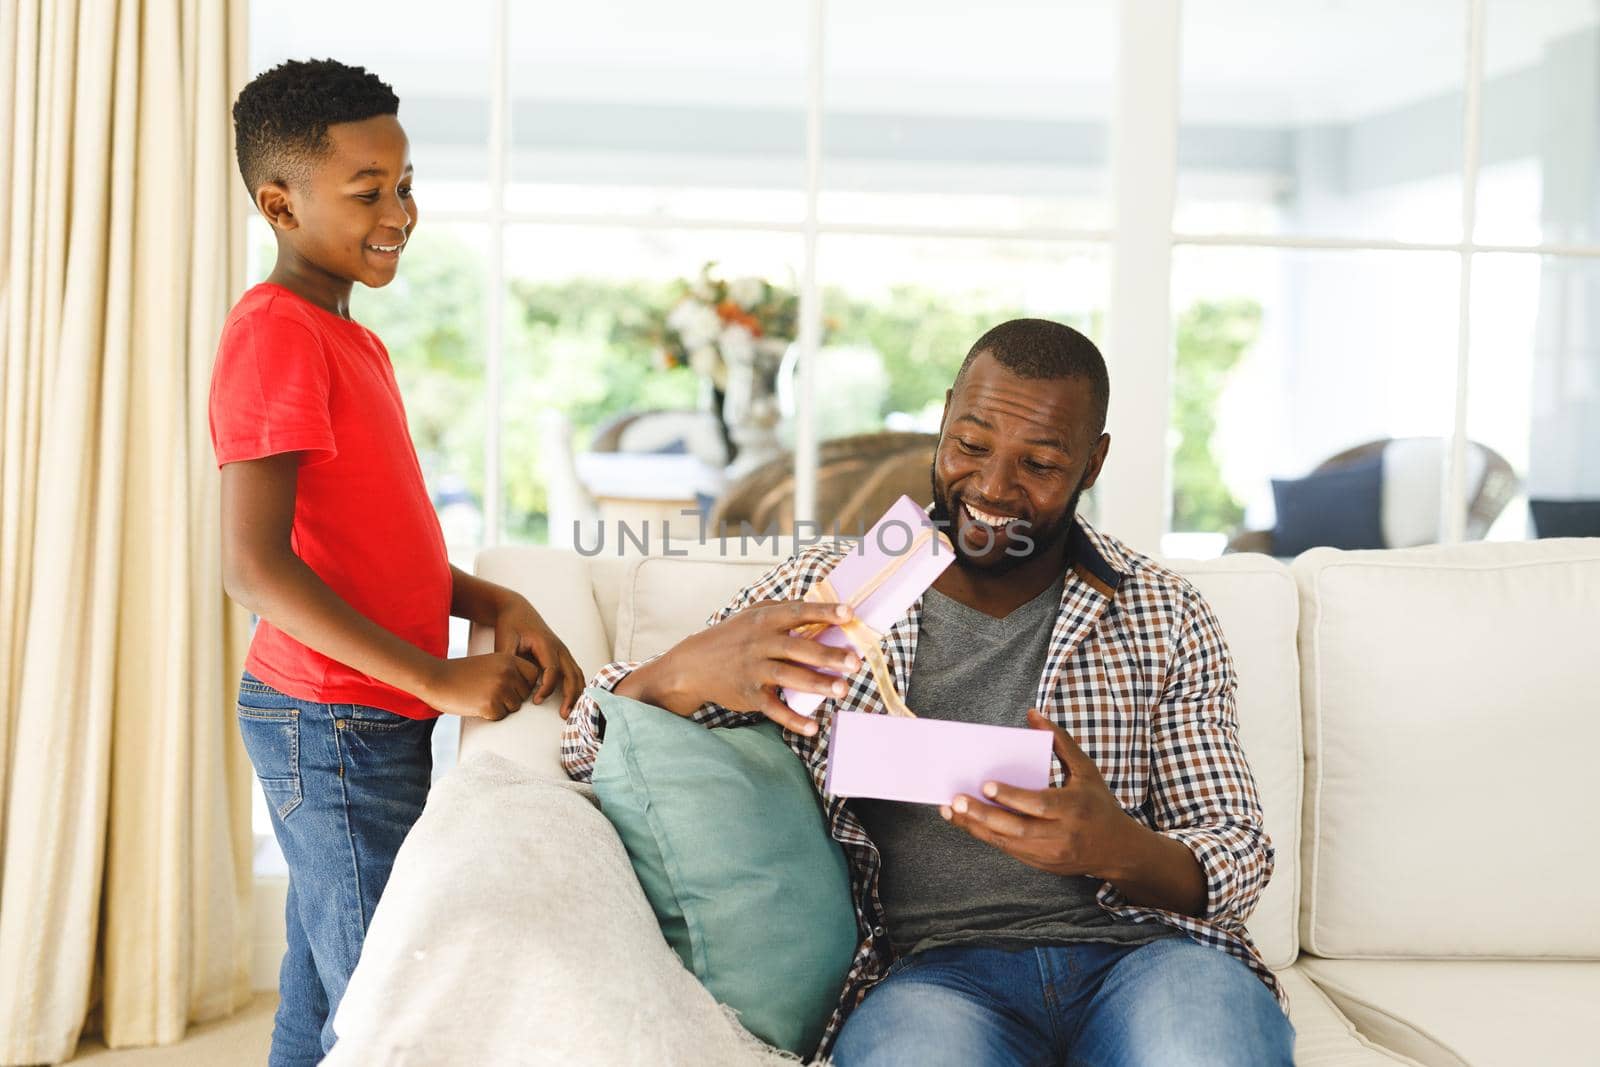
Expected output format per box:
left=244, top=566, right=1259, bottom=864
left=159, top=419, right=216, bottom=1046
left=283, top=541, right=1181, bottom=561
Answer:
left=794, top=526, right=950, bottom=719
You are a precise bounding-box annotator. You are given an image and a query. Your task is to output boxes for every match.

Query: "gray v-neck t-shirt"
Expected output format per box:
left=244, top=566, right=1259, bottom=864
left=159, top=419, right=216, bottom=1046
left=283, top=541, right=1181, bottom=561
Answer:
left=851, top=576, right=1177, bottom=957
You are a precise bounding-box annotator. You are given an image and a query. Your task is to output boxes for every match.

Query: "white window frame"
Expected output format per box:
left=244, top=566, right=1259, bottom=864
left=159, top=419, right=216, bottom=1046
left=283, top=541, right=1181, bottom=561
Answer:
left=242, top=0, right=1600, bottom=558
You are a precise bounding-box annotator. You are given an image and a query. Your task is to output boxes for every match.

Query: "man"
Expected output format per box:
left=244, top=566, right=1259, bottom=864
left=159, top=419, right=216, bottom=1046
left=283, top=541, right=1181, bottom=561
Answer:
left=562, top=319, right=1293, bottom=1065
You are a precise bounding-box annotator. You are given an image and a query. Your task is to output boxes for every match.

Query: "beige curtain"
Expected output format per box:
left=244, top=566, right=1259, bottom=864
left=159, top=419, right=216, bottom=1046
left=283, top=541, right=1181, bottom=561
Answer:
left=0, top=0, right=256, bottom=1061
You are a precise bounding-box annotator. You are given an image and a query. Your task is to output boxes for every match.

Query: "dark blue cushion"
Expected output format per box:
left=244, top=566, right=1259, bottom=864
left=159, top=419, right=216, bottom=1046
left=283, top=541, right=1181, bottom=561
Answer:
left=1529, top=498, right=1600, bottom=538
left=1270, top=456, right=1385, bottom=556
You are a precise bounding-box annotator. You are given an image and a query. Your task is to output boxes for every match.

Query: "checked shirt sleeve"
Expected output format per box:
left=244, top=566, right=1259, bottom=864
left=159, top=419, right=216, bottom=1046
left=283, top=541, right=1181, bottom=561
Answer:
left=1101, top=587, right=1274, bottom=930
left=559, top=551, right=819, bottom=782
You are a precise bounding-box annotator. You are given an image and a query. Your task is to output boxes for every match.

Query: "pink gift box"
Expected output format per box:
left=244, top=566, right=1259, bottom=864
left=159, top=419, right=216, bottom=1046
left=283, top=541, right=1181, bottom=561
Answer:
left=783, top=495, right=954, bottom=718
left=825, top=711, right=1055, bottom=805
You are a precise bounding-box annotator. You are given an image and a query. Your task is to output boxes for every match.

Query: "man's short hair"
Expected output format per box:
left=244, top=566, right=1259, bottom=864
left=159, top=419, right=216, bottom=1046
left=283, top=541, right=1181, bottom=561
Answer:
left=955, top=318, right=1110, bottom=437
left=232, top=59, right=399, bottom=195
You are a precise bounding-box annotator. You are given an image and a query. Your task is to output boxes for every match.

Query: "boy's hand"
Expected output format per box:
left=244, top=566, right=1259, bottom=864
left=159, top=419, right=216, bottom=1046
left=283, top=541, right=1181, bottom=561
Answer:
left=493, top=597, right=584, bottom=719
left=424, top=653, right=544, bottom=721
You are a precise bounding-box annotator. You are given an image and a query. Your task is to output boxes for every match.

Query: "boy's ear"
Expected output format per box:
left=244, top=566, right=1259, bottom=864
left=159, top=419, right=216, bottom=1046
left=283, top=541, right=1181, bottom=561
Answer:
left=255, top=181, right=297, bottom=231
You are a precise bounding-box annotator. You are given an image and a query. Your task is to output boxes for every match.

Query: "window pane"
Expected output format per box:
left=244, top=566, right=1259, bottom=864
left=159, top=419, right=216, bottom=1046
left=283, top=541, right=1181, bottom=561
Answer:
left=1476, top=4, right=1600, bottom=246
left=248, top=0, right=493, bottom=212
left=1167, top=247, right=1459, bottom=558
left=246, top=214, right=275, bottom=283
left=350, top=224, right=486, bottom=790
left=507, top=2, right=807, bottom=221
left=818, top=236, right=1107, bottom=438
left=500, top=226, right=802, bottom=545
left=813, top=237, right=1107, bottom=532
left=1470, top=255, right=1600, bottom=541
left=349, top=225, right=490, bottom=569
left=822, top=1, right=1114, bottom=231
left=1178, top=0, right=1464, bottom=242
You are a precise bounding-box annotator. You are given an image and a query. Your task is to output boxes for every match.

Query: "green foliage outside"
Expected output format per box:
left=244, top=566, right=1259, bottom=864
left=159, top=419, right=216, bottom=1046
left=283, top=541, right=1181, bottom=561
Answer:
left=331, top=231, right=1256, bottom=543
left=824, top=289, right=1100, bottom=420
left=1169, top=298, right=1262, bottom=533
left=351, top=229, right=490, bottom=504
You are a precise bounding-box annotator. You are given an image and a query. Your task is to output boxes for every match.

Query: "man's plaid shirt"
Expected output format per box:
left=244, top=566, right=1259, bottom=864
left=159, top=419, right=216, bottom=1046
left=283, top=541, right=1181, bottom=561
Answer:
left=562, top=517, right=1285, bottom=1057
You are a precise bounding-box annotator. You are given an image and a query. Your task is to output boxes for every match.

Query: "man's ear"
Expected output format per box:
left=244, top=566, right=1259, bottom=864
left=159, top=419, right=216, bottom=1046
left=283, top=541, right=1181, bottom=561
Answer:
left=937, top=388, right=953, bottom=436
left=1078, top=433, right=1111, bottom=492
left=255, top=181, right=297, bottom=231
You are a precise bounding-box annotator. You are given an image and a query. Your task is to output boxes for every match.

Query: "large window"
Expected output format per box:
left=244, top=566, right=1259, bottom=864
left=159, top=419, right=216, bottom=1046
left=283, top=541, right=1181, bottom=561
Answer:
left=242, top=1, right=1600, bottom=865
left=247, top=0, right=1118, bottom=558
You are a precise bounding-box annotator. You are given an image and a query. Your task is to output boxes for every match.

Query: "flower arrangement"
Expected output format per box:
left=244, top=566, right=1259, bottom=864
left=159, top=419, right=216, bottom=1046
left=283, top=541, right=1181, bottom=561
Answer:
left=655, top=263, right=800, bottom=389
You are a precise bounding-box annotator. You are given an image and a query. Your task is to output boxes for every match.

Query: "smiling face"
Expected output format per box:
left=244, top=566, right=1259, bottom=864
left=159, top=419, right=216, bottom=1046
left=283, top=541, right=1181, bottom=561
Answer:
left=930, top=351, right=1110, bottom=576
left=258, top=113, right=416, bottom=290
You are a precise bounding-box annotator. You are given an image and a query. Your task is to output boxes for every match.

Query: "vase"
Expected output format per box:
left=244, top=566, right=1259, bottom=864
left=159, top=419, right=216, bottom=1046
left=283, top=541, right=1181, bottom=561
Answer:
left=720, top=337, right=789, bottom=480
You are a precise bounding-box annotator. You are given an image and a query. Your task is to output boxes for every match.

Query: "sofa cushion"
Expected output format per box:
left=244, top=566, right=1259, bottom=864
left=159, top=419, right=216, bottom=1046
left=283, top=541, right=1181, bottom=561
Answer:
left=1275, top=965, right=1425, bottom=1065
left=1295, top=539, right=1600, bottom=958
left=597, top=541, right=788, bottom=659
left=1271, top=457, right=1386, bottom=555
left=1528, top=498, right=1600, bottom=538
left=589, top=689, right=857, bottom=1057
left=1169, top=557, right=1303, bottom=970
left=615, top=554, right=785, bottom=662
left=1298, top=958, right=1600, bottom=1067
left=1380, top=439, right=1486, bottom=549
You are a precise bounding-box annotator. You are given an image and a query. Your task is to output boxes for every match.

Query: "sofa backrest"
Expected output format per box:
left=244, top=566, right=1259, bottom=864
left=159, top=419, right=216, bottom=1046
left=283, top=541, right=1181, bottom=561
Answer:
left=614, top=555, right=779, bottom=661
left=1294, top=537, right=1600, bottom=960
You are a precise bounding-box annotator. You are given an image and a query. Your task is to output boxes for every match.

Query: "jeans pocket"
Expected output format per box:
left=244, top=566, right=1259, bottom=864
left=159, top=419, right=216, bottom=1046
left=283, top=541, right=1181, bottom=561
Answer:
left=334, top=709, right=435, bottom=787
left=237, top=704, right=303, bottom=821
left=337, top=704, right=415, bottom=733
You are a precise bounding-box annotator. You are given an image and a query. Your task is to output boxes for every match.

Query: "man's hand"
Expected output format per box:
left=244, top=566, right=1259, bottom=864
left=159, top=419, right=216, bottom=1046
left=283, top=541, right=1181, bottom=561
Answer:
left=493, top=596, right=584, bottom=719
left=616, top=600, right=861, bottom=737
left=422, top=653, right=544, bottom=721
left=944, top=708, right=1209, bottom=916
left=942, top=708, right=1131, bottom=879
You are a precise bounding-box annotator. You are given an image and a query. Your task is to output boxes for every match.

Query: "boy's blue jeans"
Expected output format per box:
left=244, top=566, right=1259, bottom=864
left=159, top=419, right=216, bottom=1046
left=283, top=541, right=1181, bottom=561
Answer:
left=832, top=938, right=1294, bottom=1066
left=237, top=672, right=435, bottom=1067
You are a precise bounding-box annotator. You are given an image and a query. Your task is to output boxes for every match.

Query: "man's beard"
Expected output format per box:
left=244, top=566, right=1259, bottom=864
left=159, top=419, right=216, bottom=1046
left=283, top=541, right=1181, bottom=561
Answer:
left=929, top=466, right=1087, bottom=577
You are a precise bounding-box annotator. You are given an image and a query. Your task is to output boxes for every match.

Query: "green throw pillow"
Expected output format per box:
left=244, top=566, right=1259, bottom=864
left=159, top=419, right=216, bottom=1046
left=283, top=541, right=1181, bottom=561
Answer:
left=589, top=687, right=857, bottom=1057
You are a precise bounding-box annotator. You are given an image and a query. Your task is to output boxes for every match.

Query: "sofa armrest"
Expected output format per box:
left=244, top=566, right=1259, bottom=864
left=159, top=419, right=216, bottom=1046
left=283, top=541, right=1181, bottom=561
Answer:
left=329, top=753, right=796, bottom=1065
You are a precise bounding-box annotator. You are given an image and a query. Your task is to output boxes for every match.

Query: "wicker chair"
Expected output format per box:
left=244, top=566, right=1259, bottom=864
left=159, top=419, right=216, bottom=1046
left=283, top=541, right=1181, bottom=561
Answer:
left=1225, top=437, right=1519, bottom=554
left=709, top=432, right=938, bottom=536
left=589, top=408, right=730, bottom=468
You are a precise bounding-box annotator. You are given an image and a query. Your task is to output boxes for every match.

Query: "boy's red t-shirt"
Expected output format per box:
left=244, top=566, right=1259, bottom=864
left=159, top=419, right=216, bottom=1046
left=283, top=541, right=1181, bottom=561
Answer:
left=209, top=283, right=450, bottom=719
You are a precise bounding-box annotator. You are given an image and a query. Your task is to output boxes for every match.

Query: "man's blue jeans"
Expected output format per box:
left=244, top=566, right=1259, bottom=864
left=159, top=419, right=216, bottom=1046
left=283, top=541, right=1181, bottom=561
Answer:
left=832, top=938, right=1294, bottom=1066
left=236, top=672, right=435, bottom=1067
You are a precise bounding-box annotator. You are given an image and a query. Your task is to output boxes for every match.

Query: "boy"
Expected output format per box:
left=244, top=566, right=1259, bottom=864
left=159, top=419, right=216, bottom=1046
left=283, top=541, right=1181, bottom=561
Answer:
left=211, top=59, right=581, bottom=1066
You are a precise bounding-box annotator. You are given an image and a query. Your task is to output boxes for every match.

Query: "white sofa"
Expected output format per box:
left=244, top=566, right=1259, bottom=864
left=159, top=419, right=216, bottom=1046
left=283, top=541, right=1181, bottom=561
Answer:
left=340, top=536, right=1600, bottom=1066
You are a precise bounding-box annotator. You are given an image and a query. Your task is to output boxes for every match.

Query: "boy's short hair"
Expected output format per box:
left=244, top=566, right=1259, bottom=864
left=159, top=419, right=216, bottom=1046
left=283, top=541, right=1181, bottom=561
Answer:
left=232, top=58, right=400, bottom=195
